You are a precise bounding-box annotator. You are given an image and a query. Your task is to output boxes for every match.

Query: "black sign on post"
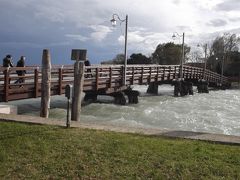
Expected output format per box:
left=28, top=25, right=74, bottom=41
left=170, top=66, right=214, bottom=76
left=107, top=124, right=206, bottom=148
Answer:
left=71, top=49, right=87, bottom=61
left=65, top=84, right=73, bottom=99
left=65, top=84, right=73, bottom=128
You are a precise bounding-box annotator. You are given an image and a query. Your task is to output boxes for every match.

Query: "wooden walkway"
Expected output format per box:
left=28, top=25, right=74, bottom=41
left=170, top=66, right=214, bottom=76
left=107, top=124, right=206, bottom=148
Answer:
left=0, top=64, right=230, bottom=102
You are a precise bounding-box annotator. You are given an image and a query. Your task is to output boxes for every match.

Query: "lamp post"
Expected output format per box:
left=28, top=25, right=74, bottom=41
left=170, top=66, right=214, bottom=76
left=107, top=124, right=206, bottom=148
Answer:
left=110, top=14, right=128, bottom=86
left=215, top=55, right=224, bottom=85
left=172, top=32, right=185, bottom=79
left=197, top=43, right=208, bottom=79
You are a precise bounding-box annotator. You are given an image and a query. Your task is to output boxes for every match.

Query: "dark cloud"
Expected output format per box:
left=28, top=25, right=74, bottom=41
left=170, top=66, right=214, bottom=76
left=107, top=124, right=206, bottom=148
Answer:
left=215, top=0, right=240, bottom=11
left=229, top=17, right=240, bottom=22
left=207, top=19, right=227, bottom=27
left=176, top=26, right=192, bottom=32
left=172, top=0, right=181, bottom=5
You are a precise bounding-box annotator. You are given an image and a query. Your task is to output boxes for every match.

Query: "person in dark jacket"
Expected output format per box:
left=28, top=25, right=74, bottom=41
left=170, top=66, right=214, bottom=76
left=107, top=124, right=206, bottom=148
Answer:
left=84, top=59, right=92, bottom=78
left=2, top=54, right=14, bottom=86
left=3, top=54, right=13, bottom=67
left=15, top=56, right=26, bottom=85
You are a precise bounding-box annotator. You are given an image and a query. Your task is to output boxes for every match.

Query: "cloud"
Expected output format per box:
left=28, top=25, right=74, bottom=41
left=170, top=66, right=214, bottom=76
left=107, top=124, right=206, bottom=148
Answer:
left=90, top=25, right=112, bottom=42
left=65, top=34, right=89, bottom=42
left=117, top=29, right=171, bottom=54
left=215, top=0, right=240, bottom=11
left=229, top=17, right=240, bottom=22
left=207, top=19, right=228, bottom=27
left=34, top=6, right=65, bottom=23
left=1, top=0, right=240, bottom=64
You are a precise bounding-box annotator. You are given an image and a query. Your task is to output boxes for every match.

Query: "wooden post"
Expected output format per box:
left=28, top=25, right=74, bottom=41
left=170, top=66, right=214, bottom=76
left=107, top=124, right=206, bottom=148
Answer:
left=163, top=67, right=165, bottom=80
left=149, top=66, right=152, bottom=83
left=141, top=67, right=144, bottom=84
left=174, top=66, right=178, bottom=79
left=59, top=68, right=63, bottom=95
left=96, top=68, right=99, bottom=90
left=4, top=68, right=9, bottom=102
left=34, top=68, right=39, bottom=98
left=40, top=49, right=51, bottom=118
left=71, top=61, right=85, bottom=121
left=132, top=67, right=135, bottom=85
left=109, top=67, right=112, bottom=88
left=121, top=66, right=124, bottom=86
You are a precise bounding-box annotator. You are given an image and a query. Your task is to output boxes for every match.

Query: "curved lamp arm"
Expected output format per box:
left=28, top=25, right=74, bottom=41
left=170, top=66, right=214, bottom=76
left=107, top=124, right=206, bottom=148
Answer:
left=110, top=14, right=126, bottom=26
left=172, top=32, right=183, bottom=39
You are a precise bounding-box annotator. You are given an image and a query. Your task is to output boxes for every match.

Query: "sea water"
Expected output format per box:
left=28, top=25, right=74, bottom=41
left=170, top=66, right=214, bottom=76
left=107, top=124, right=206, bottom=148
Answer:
left=2, top=85, right=240, bottom=136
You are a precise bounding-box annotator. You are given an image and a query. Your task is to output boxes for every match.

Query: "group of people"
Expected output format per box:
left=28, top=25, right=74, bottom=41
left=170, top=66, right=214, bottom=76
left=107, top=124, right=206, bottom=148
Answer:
left=2, top=54, right=91, bottom=87
left=2, top=54, right=26, bottom=86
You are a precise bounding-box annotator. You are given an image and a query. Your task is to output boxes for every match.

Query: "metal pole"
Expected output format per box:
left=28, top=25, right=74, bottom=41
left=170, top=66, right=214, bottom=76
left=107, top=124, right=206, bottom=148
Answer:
left=123, top=15, right=128, bottom=86
left=203, top=44, right=207, bottom=79
left=66, top=98, right=70, bottom=128
left=180, top=32, right=185, bottom=79
left=221, top=53, right=225, bottom=85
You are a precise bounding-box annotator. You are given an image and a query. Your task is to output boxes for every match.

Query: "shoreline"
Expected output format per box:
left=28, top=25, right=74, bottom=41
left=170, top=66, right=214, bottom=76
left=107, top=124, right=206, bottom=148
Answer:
left=0, top=113, right=240, bottom=145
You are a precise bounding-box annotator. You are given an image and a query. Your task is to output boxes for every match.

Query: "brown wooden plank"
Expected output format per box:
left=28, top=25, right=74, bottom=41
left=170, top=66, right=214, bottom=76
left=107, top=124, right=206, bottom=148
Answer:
left=58, top=68, right=63, bottom=95
left=34, top=69, right=39, bottom=98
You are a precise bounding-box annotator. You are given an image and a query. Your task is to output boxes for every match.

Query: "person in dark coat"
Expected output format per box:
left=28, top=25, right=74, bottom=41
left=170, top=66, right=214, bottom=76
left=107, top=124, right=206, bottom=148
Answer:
left=15, top=56, right=26, bottom=85
left=2, top=54, right=14, bottom=85
left=84, top=59, right=92, bottom=78
left=3, top=54, right=13, bottom=67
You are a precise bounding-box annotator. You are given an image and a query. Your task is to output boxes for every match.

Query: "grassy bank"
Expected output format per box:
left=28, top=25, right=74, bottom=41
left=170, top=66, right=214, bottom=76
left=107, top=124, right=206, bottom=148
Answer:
left=0, top=122, right=239, bottom=179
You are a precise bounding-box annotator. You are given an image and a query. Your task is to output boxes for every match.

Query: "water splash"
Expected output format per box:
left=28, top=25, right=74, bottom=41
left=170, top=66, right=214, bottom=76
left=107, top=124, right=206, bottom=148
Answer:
left=2, top=85, right=240, bottom=136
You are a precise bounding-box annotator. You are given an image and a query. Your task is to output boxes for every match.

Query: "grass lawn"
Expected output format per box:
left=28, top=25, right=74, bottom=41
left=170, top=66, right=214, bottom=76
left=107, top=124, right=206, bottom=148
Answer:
left=0, top=121, right=239, bottom=179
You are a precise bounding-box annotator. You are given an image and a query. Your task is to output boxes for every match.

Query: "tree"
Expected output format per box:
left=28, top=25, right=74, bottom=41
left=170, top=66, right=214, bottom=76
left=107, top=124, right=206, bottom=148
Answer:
left=152, top=42, right=190, bottom=65
left=208, top=33, right=240, bottom=74
left=188, top=50, right=203, bottom=63
left=101, top=54, right=125, bottom=65
left=127, top=53, right=152, bottom=64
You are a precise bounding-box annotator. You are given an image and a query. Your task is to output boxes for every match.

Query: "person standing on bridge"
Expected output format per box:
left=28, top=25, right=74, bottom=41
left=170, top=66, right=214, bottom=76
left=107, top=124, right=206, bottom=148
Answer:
left=84, top=58, right=92, bottom=78
left=2, top=54, right=14, bottom=68
left=15, top=56, right=26, bottom=87
left=2, top=54, right=14, bottom=86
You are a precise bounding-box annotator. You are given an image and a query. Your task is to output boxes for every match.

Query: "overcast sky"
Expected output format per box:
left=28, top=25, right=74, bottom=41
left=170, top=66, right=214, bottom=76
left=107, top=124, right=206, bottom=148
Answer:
left=0, top=0, right=240, bottom=65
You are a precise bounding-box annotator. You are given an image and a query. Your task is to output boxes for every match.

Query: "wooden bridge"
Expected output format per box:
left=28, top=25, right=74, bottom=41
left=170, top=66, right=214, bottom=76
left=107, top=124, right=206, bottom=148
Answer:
left=0, top=64, right=230, bottom=102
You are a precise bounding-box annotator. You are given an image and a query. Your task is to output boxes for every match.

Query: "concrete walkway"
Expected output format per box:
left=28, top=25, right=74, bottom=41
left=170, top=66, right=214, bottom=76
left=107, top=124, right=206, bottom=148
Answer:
left=0, top=113, right=240, bottom=145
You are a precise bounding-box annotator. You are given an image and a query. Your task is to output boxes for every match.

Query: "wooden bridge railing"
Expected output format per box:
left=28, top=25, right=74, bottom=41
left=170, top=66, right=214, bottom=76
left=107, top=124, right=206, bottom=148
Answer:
left=0, top=64, right=230, bottom=102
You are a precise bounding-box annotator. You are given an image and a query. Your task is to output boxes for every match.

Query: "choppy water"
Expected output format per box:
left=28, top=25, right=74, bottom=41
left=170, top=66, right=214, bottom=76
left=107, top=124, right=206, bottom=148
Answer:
left=2, top=85, right=240, bottom=136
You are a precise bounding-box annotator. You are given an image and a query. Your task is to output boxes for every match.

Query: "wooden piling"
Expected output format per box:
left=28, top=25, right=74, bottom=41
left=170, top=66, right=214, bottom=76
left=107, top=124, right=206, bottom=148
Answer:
left=58, top=68, right=63, bottom=95
left=34, top=68, right=39, bottom=98
left=40, top=49, right=51, bottom=118
left=147, top=82, right=158, bottom=94
left=71, top=61, right=85, bottom=121
left=4, top=68, right=10, bottom=102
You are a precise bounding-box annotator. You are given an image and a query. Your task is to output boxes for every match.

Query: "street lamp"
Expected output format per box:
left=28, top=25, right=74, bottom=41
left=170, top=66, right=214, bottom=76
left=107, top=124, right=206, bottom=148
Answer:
left=172, top=32, right=185, bottom=79
left=110, top=14, right=128, bottom=86
left=197, top=43, right=208, bottom=79
left=215, top=55, right=224, bottom=85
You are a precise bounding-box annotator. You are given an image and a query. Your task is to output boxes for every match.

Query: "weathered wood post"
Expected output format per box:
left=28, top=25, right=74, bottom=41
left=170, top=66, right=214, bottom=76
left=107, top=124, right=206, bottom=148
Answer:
left=4, top=68, right=10, bottom=102
left=34, top=68, right=39, bottom=98
left=40, top=49, right=51, bottom=118
left=71, top=49, right=86, bottom=121
left=147, top=82, right=158, bottom=94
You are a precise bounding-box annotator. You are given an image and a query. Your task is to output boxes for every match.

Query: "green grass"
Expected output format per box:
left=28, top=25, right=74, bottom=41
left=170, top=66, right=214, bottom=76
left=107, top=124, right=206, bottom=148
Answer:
left=0, top=122, right=239, bottom=179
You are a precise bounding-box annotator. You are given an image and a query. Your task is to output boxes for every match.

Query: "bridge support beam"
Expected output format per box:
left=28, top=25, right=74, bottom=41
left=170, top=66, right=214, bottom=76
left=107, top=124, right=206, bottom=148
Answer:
left=84, top=92, right=98, bottom=102
left=113, top=92, right=127, bottom=105
left=173, top=79, right=193, bottom=96
left=197, top=79, right=209, bottom=93
left=124, top=89, right=139, bottom=104
left=147, top=82, right=158, bottom=95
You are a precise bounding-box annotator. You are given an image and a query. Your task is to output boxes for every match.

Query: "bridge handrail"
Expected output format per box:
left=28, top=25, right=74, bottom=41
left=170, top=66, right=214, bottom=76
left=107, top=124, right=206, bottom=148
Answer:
left=0, top=64, right=231, bottom=102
